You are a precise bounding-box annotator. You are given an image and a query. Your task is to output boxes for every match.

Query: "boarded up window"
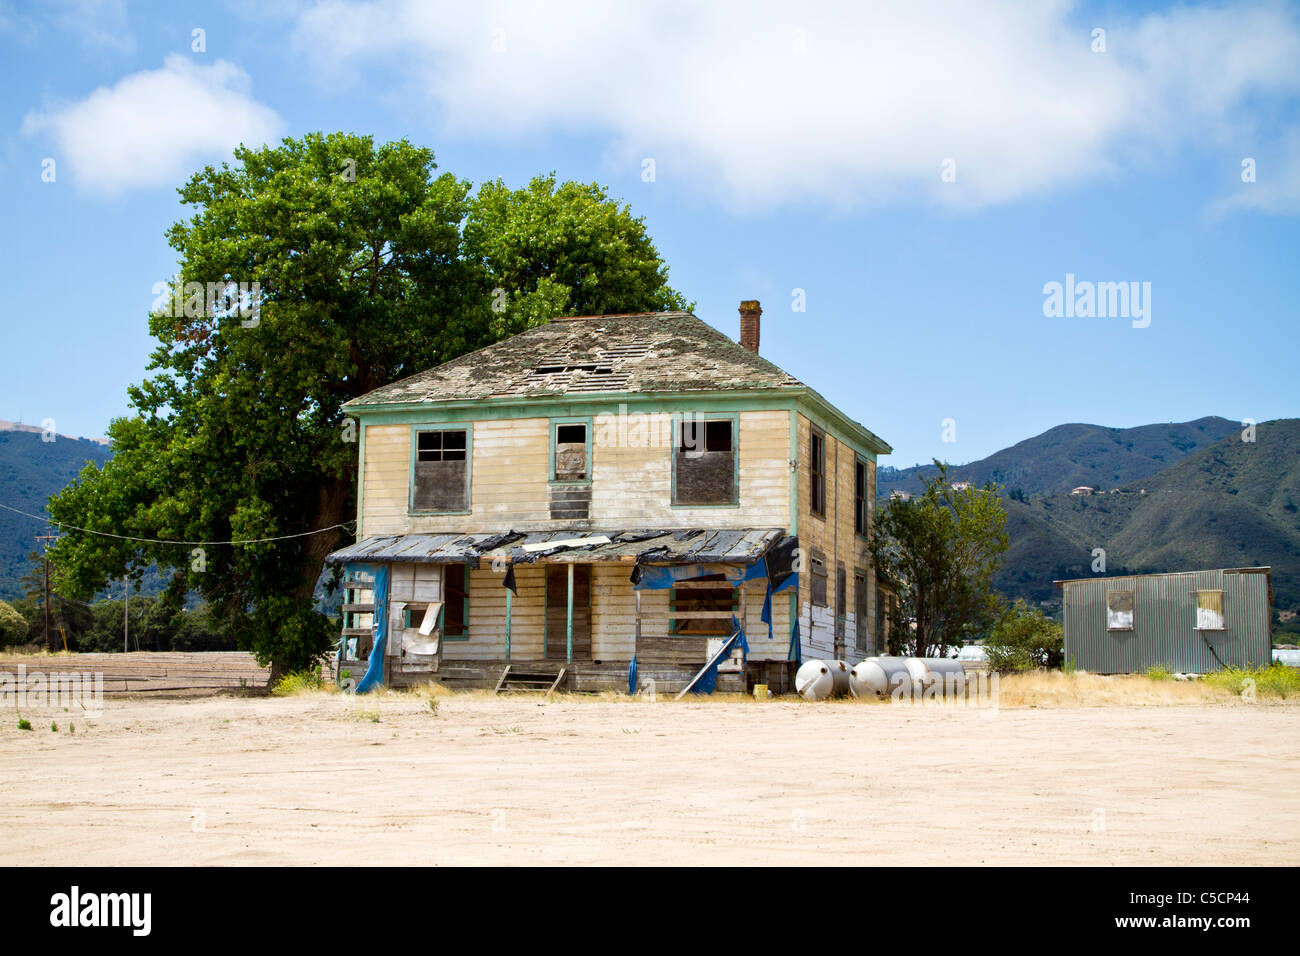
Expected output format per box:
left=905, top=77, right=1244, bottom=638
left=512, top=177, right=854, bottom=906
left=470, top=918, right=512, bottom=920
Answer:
left=674, top=419, right=736, bottom=506
left=854, top=458, right=868, bottom=535
left=809, top=550, right=828, bottom=607
left=554, top=422, right=589, bottom=480
left=1107, top=589, right=1134, bottom=630
left=854, top=571, right=868, bottom=651
left=810, top=428, right=826, bottom=517
left=443, top=564, right=468, bottom=638
left=670, top=574, right=737, bottom=636
left=1196, top=589, right=1225, bottom=630
left=413, top=429, right=468, bottom=512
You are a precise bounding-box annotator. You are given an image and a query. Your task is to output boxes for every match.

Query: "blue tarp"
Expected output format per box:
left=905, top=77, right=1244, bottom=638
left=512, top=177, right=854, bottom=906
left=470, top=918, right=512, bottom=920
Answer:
left=633, top=552, right=797, bottom=641
left=349, top=563, right=389, bottom=694
left=687, top=615, right=750, bottom=696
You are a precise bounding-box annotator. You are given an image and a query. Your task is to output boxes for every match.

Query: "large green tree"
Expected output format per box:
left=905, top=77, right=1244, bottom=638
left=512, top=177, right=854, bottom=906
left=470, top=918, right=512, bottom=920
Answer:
left=871, top=463, right=1009, bottom=657
left=47, top=132, right=687, bottom=677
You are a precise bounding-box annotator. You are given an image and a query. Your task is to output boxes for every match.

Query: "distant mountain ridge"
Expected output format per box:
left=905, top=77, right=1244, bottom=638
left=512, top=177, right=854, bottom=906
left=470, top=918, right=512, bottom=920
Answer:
left=994, top=419, right=1300, bottom=615
left=879, top=416, right=1239, bottom=499
left=0, top=422, right=113, bottom=600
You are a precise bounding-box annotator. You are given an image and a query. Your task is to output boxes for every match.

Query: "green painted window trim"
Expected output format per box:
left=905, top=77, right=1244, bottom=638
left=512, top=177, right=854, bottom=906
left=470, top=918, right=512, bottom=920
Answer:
left=548, top=415, right=594, bottom=485
left=407, top=423, right=474, bottom=516
left=669, top=411, right=740, bottom=509
left=346, top=387, right=889, bottom=458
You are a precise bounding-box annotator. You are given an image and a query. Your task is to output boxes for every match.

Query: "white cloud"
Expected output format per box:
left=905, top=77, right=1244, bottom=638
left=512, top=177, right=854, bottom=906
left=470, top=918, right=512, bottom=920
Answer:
left=22, top=55, right=284, bottom=196
left=291, top=0, right=1300, bottom=212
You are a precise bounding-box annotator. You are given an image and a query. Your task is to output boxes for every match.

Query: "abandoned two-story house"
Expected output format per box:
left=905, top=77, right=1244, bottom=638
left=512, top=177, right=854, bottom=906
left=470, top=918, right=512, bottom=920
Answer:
left=325, top=301, right=892, bottom=693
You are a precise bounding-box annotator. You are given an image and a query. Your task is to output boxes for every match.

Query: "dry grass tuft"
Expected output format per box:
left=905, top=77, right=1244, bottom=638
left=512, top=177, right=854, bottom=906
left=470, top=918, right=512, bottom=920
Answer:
left=995, top=670, right=1231, bottom=707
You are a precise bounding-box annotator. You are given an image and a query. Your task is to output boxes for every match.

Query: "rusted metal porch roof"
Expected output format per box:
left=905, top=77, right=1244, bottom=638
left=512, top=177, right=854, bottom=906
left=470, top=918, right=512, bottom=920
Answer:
left=326, top=528, right=787, bottom=566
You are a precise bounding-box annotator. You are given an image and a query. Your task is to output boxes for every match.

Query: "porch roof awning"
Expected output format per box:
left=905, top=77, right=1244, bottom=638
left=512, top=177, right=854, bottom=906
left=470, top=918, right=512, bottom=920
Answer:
left=326, top=527, right=788, bottom=566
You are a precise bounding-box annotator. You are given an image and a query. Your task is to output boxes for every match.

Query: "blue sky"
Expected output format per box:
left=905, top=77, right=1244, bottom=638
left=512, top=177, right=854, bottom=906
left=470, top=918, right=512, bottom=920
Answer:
left=1, top=0, right=1296, bottom=469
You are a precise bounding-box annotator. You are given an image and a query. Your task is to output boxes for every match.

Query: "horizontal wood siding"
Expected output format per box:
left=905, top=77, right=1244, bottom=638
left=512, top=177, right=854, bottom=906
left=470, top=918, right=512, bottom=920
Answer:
left=797, top=413, right=875, bottom=664
left=362, top=410, right=791, bottom=537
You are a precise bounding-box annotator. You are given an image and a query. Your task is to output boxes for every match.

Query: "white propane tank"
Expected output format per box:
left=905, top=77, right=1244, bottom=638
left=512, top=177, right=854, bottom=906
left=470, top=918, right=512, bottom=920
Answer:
left=909, top=657, right=970, bottom=699
left=827, top=659, right=851, bottom=698
left=850, top=656, right=915, bottom=698
left=795, top=660, right=834, bottom=700
left=848, top=659, right=887, bottom=697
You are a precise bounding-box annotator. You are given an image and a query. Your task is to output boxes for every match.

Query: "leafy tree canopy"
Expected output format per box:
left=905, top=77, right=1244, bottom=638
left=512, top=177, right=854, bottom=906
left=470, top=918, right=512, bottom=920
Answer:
left=47, top=132, right=688, bottom=675
left=872, top=462, right=1009, bottom=656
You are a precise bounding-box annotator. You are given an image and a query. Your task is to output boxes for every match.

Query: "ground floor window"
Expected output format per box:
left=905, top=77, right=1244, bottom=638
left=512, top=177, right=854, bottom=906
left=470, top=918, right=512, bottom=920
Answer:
left=670, top=574, right=738, bottom=636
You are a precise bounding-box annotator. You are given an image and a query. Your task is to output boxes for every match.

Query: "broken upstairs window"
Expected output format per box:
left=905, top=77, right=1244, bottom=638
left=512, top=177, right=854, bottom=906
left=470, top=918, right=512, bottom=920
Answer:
left=413, top=429, right=469, bottom=512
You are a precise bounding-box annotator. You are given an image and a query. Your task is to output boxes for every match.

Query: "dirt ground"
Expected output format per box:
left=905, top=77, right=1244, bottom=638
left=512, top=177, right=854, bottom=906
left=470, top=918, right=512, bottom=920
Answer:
left=2, top=689, right=1297, bottom=866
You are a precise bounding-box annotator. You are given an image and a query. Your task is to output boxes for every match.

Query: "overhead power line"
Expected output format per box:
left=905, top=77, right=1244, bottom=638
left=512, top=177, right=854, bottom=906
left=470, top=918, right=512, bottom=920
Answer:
left=0, top=502, right=355, bottom=547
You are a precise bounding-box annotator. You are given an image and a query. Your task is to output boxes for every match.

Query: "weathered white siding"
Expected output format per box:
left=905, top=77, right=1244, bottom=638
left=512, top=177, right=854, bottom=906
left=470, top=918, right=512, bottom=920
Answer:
left=360, top=409, right=792, bottom=537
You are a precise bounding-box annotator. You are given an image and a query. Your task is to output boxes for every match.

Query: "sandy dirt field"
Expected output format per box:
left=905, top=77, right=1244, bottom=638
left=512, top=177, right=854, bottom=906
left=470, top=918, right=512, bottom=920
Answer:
left=2, top=689, right=1298, bottom=866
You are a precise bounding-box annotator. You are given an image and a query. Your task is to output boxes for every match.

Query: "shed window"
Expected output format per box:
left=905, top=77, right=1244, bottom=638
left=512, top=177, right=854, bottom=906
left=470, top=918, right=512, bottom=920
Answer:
left=1196, top=590, right=1225, bottom=630
left=854, top=457, right=868, bottom=535
left=674, top=418, right=736, bottom=506
left=670, top=574, right=737, bottom=636
left=1107, top=589, right=1134, bottom=631
left=553, top=422, right=589, bottom=481
left=413, top=429, right=469, bottom=512
left=810, top=429, right=826, bottom=517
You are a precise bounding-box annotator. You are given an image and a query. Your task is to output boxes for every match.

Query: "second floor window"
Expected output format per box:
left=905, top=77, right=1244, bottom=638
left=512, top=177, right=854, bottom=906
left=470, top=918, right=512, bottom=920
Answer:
left=412, top=428, right=469, bottom=512
left=810, top=428, right=826, bottom=517
left=854, top=457, right=869, bottom=535
left=674, top=418, right=736, bottom=506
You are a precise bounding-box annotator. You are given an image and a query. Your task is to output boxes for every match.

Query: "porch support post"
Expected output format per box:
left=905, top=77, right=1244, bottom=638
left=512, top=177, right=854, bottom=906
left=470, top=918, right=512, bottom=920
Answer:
left=566, top=562, right=575, bottom=663
left=505, top=575, right=513, bottom=664
left=635, top=589, right=642, bottom=651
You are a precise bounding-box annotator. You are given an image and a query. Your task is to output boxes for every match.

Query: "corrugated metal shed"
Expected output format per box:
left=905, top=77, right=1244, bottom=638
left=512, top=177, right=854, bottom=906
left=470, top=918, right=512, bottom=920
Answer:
left=326, top=528, right=787, bottom=567
left=1057, top=567, right=1272, bottom=674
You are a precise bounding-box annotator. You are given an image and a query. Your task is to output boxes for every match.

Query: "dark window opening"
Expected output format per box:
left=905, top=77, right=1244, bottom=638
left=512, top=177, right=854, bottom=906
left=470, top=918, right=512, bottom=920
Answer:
left=443, top=564, right=468, bottom=638
left=413, top=429, right=469, bottom=512
left=855, top=458, right=868, bottom=535
left=670, top=574, right=738, bottom=636
left=556, top=424, right=586, bottom=444
left=810, top=429, right=826, bottom=517
left=674, top=418, right=736, bottom=506
left=417, top=429, right=466, bottom=461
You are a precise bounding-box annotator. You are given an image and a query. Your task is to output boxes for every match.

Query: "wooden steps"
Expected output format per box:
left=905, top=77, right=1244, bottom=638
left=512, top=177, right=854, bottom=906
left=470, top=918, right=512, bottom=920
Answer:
left=494, top=664, right=568, bottom=696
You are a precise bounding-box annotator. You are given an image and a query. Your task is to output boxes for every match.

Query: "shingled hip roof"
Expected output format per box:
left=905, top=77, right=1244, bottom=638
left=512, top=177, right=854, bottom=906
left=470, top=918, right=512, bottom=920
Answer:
left=345, top=311, right=804, bottom=407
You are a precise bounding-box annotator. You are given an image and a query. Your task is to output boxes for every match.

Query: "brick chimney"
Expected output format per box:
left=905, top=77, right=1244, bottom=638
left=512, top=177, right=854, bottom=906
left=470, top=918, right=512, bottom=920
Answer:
left=739, top=300, right=761, bottom=354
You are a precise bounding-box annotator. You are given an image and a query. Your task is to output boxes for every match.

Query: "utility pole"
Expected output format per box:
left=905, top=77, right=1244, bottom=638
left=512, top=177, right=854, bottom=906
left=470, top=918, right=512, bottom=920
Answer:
left=124, top=577, right=129, bottom=653
left=35, top=535, right=59, bottom=651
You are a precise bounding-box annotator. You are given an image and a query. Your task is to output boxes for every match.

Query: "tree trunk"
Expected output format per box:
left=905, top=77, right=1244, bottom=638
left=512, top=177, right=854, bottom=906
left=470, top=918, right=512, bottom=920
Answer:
left=272, top=477, right=352, bottom=679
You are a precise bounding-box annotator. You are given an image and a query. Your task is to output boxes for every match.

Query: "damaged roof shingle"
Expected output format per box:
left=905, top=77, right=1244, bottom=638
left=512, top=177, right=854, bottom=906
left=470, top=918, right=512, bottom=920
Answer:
left=345, top=312, right=804, bottom=407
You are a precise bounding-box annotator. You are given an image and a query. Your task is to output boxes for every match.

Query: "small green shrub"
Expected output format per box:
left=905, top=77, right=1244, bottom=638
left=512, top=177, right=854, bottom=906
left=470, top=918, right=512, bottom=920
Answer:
left=1203, top=664, right=1300, bottom=699
left=985, top=600, right=1065, bottom=672
left=1146, top=664, right=1173, bottom=681
left=271, top=667, right=324, bottom=697
left=50, top=721, right=58, bottom=732
left=17, top=719, right=31, bottom=731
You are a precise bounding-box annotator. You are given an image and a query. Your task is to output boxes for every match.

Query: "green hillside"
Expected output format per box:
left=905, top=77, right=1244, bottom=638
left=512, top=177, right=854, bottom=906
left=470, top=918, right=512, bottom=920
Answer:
left=879, top=416, right=1239, bottom=498
left=993, top=419, right=1300, bottom=615
left=0, top=427, right=111, bottom=600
